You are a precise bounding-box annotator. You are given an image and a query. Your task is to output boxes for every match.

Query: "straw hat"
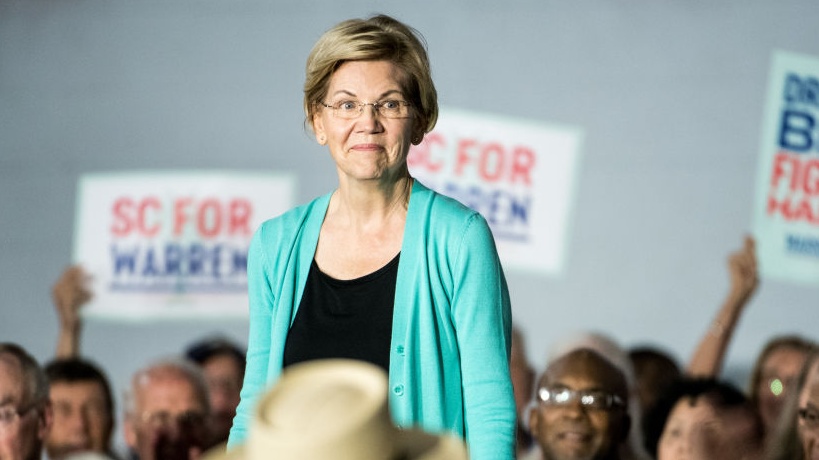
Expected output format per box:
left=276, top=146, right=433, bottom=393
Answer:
left=202, top=359, right=467, bottom=460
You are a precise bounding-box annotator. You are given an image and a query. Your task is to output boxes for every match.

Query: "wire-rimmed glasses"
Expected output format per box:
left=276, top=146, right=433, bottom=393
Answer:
left=319, top=99, right=412, bottom=119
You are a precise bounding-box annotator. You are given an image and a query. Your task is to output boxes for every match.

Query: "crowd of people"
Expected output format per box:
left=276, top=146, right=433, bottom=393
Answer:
left=2, top=236, right=815, bottom=460
left=3, top=12, right=816, bottom=460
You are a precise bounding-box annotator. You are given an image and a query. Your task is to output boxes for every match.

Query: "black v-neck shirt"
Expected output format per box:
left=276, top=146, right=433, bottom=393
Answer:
left=282, top=253, right=400, bottom=373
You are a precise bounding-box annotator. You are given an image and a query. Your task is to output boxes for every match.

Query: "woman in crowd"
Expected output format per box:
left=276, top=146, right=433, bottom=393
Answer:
left=686, top=236, right=814, bottom=444
left=644, top=377, right=764, bottom=460
left=767, top=348, right=819, bottom=460
left=228, top=14, right=514, bottom=459
left=749, top=335, right=815, bottom=443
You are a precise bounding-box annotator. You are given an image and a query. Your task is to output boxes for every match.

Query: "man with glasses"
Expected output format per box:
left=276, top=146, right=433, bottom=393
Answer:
left=525, top=348, right=631, bottom=460
left=123, top=359, right=211, bottom=460
left=0, top=342, right=51, bottom=460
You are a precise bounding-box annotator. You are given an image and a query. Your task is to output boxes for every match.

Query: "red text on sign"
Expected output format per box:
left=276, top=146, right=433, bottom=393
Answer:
left=111, top=197, right=253, bottom=238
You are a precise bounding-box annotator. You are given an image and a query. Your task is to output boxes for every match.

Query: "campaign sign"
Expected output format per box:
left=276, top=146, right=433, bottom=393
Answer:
left=753, top=51, right=819, bottom=285
left=408, top=107, right=583, bottom=275
left=73, top=172, right=295, bottom=320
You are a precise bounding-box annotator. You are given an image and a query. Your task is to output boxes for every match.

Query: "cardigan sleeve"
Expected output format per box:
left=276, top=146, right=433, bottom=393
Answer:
left=450, top=213, right=516, bottom=460
left=227, top=227, right=275, bottom=448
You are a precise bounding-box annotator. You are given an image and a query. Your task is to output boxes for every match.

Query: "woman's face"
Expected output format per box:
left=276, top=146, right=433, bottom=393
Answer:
left=756, top=346, right=808, bottom=433
left=657, top=396, right=717, bottom=460
left=657, top=394, right=762, bottom=460
left=312, top=60, right=418, bottom=186
left=798, top=360, right=819, bottom=460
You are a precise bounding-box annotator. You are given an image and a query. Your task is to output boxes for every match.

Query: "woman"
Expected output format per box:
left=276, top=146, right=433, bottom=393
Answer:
left=227, top=14, right=515, bottom=459
left=644, top=377, right=764, bottom=460
left=767, top=348, right=819, bottom=460
left=749, top=335, right=814, bottom=442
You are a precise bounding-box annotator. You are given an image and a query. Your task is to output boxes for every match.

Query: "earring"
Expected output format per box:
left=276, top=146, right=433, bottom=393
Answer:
left=318, top=135, right=326, bottom=144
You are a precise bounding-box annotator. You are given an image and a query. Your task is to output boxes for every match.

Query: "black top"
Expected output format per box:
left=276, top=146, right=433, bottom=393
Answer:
left=282, top=253, right=400, bottom=373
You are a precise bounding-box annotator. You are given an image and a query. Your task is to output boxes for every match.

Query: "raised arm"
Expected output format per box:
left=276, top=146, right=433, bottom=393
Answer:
left=52, top=265, right=92, bottom=359
left=687, top=236, right=759, bottom=376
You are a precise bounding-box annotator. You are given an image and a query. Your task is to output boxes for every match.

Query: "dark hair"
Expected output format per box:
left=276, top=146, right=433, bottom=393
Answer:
left=44, top=358, right=115, bottom=417
left=628, top=346, right=682, bottom=415
left=185, top=336, right=246, bottom=375
left=642, top=377, right=762, bottom=458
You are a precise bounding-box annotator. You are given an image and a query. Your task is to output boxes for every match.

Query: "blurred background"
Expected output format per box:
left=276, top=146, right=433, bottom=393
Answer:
left=2, top=0, right=818, bottom=452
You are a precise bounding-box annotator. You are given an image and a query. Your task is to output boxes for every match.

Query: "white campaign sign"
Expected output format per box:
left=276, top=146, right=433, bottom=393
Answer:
left=73, top=171, right=295, bottom=320
left=753, top=51, right=819, bottom=286
left=408, top=107, right=583, bottom=275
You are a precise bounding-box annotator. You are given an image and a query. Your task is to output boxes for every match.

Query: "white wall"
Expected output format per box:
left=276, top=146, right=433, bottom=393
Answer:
left=2, top=0, right=818, bottom=454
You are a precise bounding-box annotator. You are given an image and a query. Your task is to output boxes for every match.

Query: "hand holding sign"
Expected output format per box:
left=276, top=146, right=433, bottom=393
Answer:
left=51, top=265, right=92, bottom=358
left=727, top=236, right=759, bottom=304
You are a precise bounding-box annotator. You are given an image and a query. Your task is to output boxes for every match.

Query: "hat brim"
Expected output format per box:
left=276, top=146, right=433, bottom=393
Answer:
left=202, top=430, right=467, bottom=460
left=396, top=428, right=468, bottom=460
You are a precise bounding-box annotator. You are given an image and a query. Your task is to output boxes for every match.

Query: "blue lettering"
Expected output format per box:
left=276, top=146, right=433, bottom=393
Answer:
left=441, top=182, right=532, bottom=239
left=231, top=249, right=247, bottom=275
left=111, top=244, right=138, bottom=275
left=786, top=234, right=819, bottom=258
left=784, top=73, right=819, bottom=108
left=778, top=110, right=815, bottom=152
left=211, top=245, right=223, bottom=279
left=188, top=244, right=205, bottom=275
left=164, top=244, right=182, bottom=275
left=141, top=247, right=159, bottom=276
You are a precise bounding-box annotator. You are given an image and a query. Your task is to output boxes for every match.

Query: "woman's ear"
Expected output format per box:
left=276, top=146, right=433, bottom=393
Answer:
left=313, top=112, right=327, bottom=146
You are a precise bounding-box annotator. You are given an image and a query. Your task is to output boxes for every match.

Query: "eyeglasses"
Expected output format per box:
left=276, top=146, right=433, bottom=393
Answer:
left=798, top=408, right=819, bottom=430
left=0, top=401, right=39, bottom=430
left=319, top=99, right=412, bottom=119
left=537, top=387, right=625, bottom=411
left=140, top=410, right=206, bottom=429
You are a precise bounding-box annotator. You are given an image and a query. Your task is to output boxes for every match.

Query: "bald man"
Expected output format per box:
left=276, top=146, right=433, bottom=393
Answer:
left=525, top=348, right=631, bottom=460
left=124, top=359, right=211, bottom=460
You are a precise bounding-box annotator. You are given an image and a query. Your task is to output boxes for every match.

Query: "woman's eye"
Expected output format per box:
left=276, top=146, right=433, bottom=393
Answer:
left=339, top=101, right=357, bottom=111
left=381, top=100, right=399, bottom=109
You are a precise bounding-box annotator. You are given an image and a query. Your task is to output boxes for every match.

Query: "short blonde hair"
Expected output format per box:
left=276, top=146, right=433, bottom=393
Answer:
left=303, top=14, right=438, bottom=136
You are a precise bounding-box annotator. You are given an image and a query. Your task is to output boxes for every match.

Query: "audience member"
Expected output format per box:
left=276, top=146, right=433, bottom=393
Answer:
left=643, top=377, right=763, bottom=460
left=628, top=347, right=681, bottom=422
left=524, top=348, right=631, bottom=460
left=512, top=326, right=536, bottom=457
left=0, top=342, right=52, bottom=460
left=766, top=348, right=819, bottom=460
left=548, top=332, right=650, bottom=460
left=184, top=337, right=245, bottom=448
left=44, top=358, right=117, bottom=459
left=204, top=359, right=467, bottom=460
left=682, top=236, right=815, bottom=446
left=749, top=335, right=815, bottom=443
left=124, top=359, right=211, bottom=460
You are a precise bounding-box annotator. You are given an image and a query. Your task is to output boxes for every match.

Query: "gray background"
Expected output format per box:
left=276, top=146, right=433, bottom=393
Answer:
left=2, top=0, right=818, bottom=454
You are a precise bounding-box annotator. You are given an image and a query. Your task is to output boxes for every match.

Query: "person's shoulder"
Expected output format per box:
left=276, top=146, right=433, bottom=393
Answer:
left=255, top=193, right=330, bottom=236
left=413, top=180, right=484, bottom=224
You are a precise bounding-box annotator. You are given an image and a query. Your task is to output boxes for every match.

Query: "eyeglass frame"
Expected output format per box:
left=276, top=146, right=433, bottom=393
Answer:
left=0, top=400, right=42, bottom=429
left=318, top=99, right=413, bottom=119
left=536, top=386, right=626, bottom=411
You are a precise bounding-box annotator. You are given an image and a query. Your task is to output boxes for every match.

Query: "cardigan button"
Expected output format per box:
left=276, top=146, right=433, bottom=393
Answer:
left=396, top=345, right=405, bottom=355
left=393, top=384, right=404, bottom=396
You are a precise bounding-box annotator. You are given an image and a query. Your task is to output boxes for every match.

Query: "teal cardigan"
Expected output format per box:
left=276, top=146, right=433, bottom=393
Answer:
left=228, top=181, right=515, bottom=459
